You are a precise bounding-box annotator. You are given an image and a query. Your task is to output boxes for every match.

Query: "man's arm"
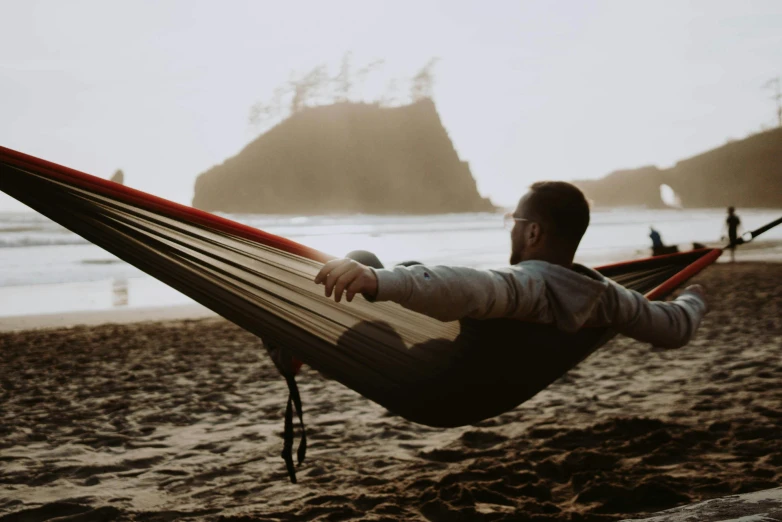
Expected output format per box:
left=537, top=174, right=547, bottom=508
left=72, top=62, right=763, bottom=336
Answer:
left=314, top=259, right=546, bottom=322
left=315, top=259, right=709, bottom=343
left=371, top=264, right=547, bottom=322
left=608, top=284, right=707, bottom=349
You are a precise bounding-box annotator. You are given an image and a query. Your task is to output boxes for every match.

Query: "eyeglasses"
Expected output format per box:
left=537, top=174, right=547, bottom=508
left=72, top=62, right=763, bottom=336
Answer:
left=503, top=213, right=533, bottom=231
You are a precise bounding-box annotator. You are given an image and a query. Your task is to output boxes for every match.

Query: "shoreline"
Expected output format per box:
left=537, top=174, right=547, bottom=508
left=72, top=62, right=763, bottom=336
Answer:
left=1, top=254, right=781, bottom=332
left=0, top=304, right=216, bottom=332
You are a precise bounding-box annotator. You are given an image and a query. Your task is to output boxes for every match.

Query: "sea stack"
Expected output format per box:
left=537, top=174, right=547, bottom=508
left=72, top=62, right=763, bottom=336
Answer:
left=192, top=99, right=495, bottom=214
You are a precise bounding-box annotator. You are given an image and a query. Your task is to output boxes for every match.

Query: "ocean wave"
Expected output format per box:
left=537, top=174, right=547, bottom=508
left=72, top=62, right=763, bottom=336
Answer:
left=0, top=236, right=89, bottom=248
left=1, top=209, right=780, bottom=251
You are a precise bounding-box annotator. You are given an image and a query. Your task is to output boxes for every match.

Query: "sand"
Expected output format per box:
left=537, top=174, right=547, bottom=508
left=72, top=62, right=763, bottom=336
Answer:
left=0, top=305, right=216, bottom=333
left=1, top=262, right=781, bottom=521
left=625, top=486, right=782, bottom=521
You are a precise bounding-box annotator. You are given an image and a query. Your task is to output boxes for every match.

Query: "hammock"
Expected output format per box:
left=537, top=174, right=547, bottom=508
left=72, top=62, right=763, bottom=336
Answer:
left=0, top=146, right=731, bottom=480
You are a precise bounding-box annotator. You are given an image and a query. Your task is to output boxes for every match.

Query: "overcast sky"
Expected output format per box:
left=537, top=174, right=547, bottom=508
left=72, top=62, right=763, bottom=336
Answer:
left=1, top=0, right=781, bottom=211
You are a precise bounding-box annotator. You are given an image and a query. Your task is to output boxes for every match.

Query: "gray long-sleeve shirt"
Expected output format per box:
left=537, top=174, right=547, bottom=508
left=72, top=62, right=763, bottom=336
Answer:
left=371, top=261, right=707, bottom=348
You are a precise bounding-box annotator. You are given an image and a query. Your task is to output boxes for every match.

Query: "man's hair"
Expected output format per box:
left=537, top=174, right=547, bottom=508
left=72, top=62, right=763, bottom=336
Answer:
left=526, top=181, right=590, bottom=248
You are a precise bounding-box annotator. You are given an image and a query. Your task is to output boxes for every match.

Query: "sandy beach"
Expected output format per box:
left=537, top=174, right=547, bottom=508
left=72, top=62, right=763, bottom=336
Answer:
left=1, top=261, right=781, bottom=521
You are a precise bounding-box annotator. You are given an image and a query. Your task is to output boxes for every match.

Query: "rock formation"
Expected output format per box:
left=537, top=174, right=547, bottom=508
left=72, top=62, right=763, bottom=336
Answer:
left=573, top=127, right=782, bottom=208
left=192, top=99, right=494, bottom=214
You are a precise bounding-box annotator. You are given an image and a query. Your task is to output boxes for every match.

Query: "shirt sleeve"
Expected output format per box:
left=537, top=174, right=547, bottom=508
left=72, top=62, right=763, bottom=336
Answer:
left=371, top=265, right=547, bottom=323
left=608, top=285, right=707, bottom=348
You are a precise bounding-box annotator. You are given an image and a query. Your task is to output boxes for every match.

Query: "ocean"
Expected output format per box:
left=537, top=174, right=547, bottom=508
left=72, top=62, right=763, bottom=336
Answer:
left=1, top=208, right=781, bottom=318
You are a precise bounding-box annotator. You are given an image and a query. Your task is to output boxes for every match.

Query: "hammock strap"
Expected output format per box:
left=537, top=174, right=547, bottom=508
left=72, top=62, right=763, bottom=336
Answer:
left=281, top=374, right=307, bottom=483
left=735, top=215, right=782, bottom=246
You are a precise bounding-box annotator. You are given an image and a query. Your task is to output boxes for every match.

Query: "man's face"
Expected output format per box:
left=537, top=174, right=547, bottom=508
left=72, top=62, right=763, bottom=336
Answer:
left=509, top=193, right=533, bottom=265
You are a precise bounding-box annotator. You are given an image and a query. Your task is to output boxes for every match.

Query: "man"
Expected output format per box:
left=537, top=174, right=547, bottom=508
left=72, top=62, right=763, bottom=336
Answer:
left=724, top=206, right=742, bottom=263
left=649, top=226, right=664, bottom=249
left=649, top=226, right=678, bottom=256
left=315, top=181, right=708, bottom=349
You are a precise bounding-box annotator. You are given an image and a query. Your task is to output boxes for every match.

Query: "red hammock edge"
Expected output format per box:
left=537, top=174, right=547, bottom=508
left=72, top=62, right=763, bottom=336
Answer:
left=0, top=145, right=333, bottom=263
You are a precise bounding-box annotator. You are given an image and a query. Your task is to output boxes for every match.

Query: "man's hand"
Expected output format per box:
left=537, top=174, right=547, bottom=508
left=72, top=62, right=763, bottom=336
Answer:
left=315, top=258, right=379, bottom=303
left=683, top=284, right=707, bottom=311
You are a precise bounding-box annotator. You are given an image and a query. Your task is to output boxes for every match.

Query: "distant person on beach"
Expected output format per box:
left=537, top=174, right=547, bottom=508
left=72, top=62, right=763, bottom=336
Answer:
left=648, top=226, right=679, bottom=256
left=723, top=207, right=742, bottom=263
left=649, top=227, right=664, bottom=250
left=316, top=181, right=708, bottom=349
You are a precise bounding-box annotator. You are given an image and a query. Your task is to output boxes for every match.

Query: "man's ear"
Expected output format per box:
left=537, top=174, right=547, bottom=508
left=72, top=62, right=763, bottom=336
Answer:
left=527, top=222, right=542, bottom=245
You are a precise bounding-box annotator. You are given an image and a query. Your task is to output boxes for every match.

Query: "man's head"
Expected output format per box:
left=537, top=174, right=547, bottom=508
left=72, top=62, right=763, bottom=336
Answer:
left=728, top=206, right=735, bottom=215
left=509, top=181, right=590, bottom=266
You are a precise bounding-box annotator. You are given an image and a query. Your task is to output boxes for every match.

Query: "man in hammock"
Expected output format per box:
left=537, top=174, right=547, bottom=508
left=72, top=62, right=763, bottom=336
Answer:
left=315, top=181, right=708, bottom=349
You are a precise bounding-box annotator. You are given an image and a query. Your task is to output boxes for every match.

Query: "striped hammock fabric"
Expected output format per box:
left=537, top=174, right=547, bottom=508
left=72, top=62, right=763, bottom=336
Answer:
left=0, top=146, right=723, bottom=480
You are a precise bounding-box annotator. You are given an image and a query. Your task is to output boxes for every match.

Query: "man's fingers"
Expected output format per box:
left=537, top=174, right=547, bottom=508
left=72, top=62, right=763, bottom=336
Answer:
left=315, top=258, right=377, bottom=304
left=322, top=261, right=357, bottom=297
left=684, top=284, right=707, bottom=310
left=686, top=284, right=705, bottom=296
left=315, top=259, right=350, bottom=285
left=345, top=276, right=367, bottom=302
left=333, top=266, right=364, bottom=302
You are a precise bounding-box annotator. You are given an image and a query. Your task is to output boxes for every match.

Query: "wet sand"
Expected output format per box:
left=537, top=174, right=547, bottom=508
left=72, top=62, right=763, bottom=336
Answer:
left=1, top=262, right=781, bottom=521
left=0, top=304, right=215, bottom=333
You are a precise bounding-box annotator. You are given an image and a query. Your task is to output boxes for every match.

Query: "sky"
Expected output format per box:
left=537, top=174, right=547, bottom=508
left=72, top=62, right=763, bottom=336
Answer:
left=1, top=0, right=781, bottom=211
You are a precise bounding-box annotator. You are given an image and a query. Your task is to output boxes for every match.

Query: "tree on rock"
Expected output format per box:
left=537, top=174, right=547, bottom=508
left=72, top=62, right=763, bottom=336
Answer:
left=411, top=58, right=439, bottom=102
left=110, top=169, right=124, bottom=185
